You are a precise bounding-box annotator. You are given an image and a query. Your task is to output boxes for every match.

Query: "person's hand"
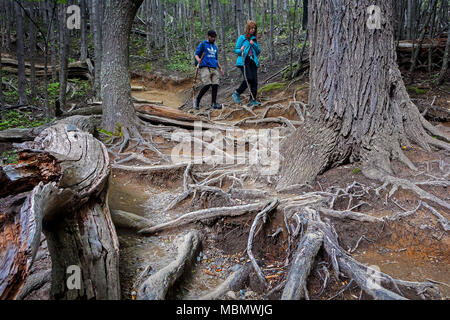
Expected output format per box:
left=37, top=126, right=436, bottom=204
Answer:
left=241, top=46, right=245, bottom=52
left=196, top=57, right=201, bottom=64
left=250, top=40, right=254, bottom=45
left=219, top=67, right=224, bottom=76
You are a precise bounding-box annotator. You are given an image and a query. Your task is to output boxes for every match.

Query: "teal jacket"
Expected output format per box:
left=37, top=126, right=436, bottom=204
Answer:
left=234, top=35, right=261, bottom=67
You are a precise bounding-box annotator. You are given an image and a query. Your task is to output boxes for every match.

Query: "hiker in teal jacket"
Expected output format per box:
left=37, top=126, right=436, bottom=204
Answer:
left=232, top=20, right=261, bottom=107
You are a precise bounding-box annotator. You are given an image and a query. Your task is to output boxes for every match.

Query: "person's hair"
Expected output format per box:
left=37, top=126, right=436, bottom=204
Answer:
left=207, top=30, right=217, bottom=37
left=244, top=20, right=257, bottom=40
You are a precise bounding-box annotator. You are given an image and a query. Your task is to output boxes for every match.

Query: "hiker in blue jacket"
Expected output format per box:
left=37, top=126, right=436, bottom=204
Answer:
left=232, top=20, right=261, bottom=107
left=194, top=30, right=224, bottom=110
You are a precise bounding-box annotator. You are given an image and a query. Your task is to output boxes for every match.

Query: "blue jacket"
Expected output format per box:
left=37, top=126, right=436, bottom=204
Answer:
left=195, top=40, right=218, bottom=68
left=234, top=35, right=261, bottom=67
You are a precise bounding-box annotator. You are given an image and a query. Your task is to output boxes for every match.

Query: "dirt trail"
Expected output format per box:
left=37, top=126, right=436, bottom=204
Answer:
left=108, top=76, right=449, bottom=300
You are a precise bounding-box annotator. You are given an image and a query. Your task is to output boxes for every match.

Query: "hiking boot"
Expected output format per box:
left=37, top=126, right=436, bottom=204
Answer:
left=211, top=103, right=223, bottom=110
left=232, top=91, right=242, bottom=104
left=249, top=99, right=261, bottom=107
left=194, top=99, right=200, bottom=110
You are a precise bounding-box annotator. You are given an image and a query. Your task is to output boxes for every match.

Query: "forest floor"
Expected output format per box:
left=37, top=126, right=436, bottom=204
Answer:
left=6, top=59, right=449, bottom=300
left=111, top=68, right=450, bottom=300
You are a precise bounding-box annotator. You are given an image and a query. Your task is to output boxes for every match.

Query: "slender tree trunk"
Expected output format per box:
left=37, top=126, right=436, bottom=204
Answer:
left=269, top=0, right=274, bottom=61
left=14, top=0, right=28, bottom=105
left=0, top=53, right=3, bottom=107
left=200, top=0, right=205, bottom=32
left=28, top=2, right=37, bottom=101
left=92, top=0, right=103, bottom=99
left=302, top=0, right=308, bottom=30
left=101, top=0, right=144, bottom=133
left=145, top=0, right=152, bottom=55
left=163, top=0, right=169, bottom=60
left=58, top=3, right=69, bottom=112
left=235, top=0, right=241, bottom=37
left=209, top=0, right=216, bottom=31
left=218, top=1, right=227, bottom=74
left=3, top=0, right=11, bottom=51
left=409, top=0, right=437, bottom=73
left=80, top=0, right=88, bottom=61
left=436, top=25, right=450, bottom=85
left=278, top=0, right=448, bottom=188
left=49, top=2, right=57, bottom=82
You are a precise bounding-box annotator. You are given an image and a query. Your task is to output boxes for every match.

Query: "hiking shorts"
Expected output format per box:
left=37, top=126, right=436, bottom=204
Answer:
left=199, top=67, right=220, bottom=85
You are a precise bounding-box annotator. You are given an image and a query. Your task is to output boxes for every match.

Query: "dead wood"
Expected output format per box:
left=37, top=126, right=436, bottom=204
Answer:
left=137, top=230, right=200, bottom=300
left=110, top=209, right=153, bottom=230
left=281, top=224, right=324, bottom=300
left=198, top=263, right=251, bottom=300
left=0, top=118, right=120, bottom=300
left=138, top=201, right=273, bottom=235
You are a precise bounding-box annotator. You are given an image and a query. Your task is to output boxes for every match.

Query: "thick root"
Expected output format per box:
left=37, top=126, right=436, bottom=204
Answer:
left=137, top=230, right=200, bottom=300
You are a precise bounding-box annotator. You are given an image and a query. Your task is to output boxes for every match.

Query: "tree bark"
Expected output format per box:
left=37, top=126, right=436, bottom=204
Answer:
left=80, top=0, right=88, bottom=61
left=101, top=0, right=144, bottom=133
left=269, top=0, right=275, bottom=61
left=91, top=0, right=103, bottom=99
left=0, top=117, right=120, bottom=300
left=28, top=1, right=38, bottom=100
left=277, top=0, right=449, bottom=189
left=436, top=24, right=450, bottom=85
left=14, top=0, right=28, bottom=105
left=0, top=52, right=3, bottom=107
left=58, top=3, right=69, bottom=111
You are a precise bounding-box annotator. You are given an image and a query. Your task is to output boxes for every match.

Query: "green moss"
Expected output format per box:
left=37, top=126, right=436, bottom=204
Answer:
left=1, top=150, right=18, bottom=165
left=352, top=168, right=361, bottom=174
left=258, top=82, right=286, bottom=94
left=0, top=110, right=47, bottom=131
left=407, top=86, right=428, bottom=95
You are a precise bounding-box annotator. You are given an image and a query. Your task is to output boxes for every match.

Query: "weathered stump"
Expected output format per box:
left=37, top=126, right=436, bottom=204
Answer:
left=0, top=117, right=120, bottom=299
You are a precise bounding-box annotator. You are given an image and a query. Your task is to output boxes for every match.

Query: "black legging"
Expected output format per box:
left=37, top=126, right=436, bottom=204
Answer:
left=236, top=57, right=258, bottom=99
left=197, top=84, right=219, bottom=104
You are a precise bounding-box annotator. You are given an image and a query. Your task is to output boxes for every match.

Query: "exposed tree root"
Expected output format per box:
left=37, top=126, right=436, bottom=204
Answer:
left=198, top=263, right=251, bottom=300
left=137, top=230, right=200, bottom=300
left=247, top=199, right=279, bottom=288
left=110, top=209, right=153, bottom=230
left=138, top=201, right=273, bottom=235
left=281, top=224, right=323, bottom=300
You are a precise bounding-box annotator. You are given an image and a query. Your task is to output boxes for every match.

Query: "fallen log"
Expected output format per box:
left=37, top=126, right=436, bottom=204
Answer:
left=135, top=104, right=200, bottom=122
left=137, top=230, right=200, bottom=300
left=0, top=115, right=100, bottom=143
left=0, top=117, right=120, bottom=300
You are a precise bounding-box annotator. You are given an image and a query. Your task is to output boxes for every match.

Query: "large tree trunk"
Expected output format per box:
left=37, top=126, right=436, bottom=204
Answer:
left=277, top=0, right=450, bottom=189
left=0, top=116, right=120, bottom=300
left=101, top=0, right=144, bottom=133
